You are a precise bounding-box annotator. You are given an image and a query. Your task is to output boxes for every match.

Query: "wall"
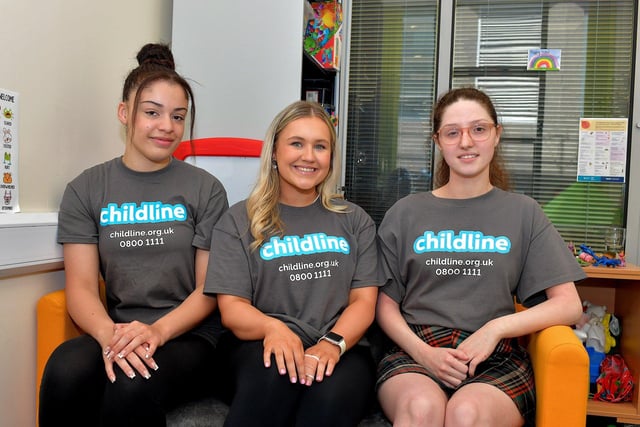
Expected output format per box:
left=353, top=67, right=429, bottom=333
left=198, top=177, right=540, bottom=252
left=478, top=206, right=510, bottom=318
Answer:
left=0, top=1, right=173, bottom=425
left=0, top=1, right=173, bottom=212
left=171, top=0, right=304, bottom=141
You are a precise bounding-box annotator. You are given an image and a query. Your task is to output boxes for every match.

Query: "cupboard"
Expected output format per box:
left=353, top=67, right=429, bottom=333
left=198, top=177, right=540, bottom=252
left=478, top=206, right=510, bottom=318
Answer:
left=579, top=264, right=640, bottom=423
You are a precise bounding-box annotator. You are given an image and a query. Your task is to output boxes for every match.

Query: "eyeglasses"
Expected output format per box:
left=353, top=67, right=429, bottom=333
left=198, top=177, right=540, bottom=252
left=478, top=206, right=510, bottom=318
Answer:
left=435, top=122, right=498, bottom=145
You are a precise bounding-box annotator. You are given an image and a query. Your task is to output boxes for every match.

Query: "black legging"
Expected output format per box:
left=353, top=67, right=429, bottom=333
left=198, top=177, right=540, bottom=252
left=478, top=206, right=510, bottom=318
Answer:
left=39, top=333, right=221, bottom=427
left=222, top=339, right=375, bottom=427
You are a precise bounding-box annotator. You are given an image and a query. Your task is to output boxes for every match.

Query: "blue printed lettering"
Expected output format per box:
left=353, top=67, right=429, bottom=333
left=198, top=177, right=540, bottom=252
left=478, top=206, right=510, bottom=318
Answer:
left=260, top=233, right=350, bottom=260
left=413, top=230, right=510, bottom=254
left=100, top=202, right=187, bottom=225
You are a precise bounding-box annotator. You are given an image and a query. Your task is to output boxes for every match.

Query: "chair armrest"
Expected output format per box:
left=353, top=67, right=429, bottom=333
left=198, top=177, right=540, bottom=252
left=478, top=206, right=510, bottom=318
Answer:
left=528, top=325, right=589, bottom=427
left=36, top=289, right=84, bottom=410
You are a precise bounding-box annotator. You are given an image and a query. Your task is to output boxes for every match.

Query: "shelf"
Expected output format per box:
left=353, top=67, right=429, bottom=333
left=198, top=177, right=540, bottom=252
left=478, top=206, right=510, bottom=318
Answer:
left=582, top=264, right=640, bottom=280
left=588, top=397, right=639, bottom=419
left=580, top=263, right=640, bottom=423
left=303, top=0, right=342, bottom=72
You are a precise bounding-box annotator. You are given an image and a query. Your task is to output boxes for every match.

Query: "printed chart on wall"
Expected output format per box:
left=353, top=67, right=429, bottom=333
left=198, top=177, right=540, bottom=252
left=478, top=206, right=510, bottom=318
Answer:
left=577, top=118, right=627, bottom=183
left=1, top=88, right=19, bottom=212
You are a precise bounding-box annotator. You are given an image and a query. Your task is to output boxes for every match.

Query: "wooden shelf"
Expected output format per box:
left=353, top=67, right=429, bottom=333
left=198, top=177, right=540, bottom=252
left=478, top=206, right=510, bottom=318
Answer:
left=580, top=263, right=640, bottom=423
left=582, top=264, right=640, bottom=280
left=588, top=399, right=639, bottom=419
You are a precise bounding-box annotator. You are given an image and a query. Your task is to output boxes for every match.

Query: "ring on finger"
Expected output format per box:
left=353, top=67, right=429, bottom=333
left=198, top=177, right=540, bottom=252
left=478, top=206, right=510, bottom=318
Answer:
left=305, top=354, right=320, bottom=362
left=305, top=373, right=315, bottom=379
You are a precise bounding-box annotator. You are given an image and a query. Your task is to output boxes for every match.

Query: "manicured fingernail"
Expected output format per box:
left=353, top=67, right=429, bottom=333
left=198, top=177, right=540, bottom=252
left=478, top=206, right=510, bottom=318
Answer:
left=118, top=352, right=125, bottom=359
left=128, top=372, right=136, bottom=379
left=291, top=377, right=297, bottom=383
left=109, top=375, right=116, bottom=383
left=103, top=347, right=110, bottom=355
left=143, top=372, right=151, bottom=379
left=152, top=362, right=159, bottom=371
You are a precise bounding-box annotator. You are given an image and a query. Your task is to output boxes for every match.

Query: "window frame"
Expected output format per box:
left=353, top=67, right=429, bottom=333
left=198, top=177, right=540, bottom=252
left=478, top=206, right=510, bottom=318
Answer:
left=338, top=0, right=640, bottom=264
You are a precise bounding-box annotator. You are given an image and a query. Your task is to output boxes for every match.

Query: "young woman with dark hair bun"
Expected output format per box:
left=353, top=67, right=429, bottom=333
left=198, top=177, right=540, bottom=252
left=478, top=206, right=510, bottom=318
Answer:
left=39, top=43, right=228, bottom=426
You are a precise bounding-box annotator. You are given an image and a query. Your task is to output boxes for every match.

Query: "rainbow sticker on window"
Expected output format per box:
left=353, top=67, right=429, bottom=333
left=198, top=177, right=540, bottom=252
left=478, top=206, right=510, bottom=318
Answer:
left=527, top=49, right=561, bottom=71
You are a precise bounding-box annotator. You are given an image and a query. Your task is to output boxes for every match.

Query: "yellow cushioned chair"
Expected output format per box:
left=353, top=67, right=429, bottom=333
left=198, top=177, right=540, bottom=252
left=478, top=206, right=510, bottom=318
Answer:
left=36, top=289, right=589, bottom=426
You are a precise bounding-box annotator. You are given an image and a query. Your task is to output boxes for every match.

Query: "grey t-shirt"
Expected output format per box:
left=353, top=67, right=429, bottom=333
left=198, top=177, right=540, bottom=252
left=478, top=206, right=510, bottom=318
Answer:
left=378, top=188, right=586, bottom=332
left=57, top=157, right=228, bottom=345
left=204, top=198, right=383, bottom=347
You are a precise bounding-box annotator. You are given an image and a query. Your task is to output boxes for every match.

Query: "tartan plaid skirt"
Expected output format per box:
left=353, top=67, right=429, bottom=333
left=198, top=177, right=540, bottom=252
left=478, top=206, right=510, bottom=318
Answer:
left=376, top=324, right=535, bottom=419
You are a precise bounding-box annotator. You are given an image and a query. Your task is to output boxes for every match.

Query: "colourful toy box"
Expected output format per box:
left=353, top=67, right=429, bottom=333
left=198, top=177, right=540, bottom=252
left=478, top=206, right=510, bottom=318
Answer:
left=303, top=1, right=342, bottom=70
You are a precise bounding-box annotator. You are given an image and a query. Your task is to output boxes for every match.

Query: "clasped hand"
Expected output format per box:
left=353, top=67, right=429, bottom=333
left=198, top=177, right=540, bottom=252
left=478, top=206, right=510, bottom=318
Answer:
left=263, top=321, right=340, bottom=387
left=102, top=321, right=161, bottom=383
left=417, top=326, right=500, bottom=388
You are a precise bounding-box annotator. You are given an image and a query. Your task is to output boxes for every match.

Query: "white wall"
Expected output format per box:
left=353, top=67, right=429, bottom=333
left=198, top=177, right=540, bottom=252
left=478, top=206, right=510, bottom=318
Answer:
left=171, top=0, right=304, bottom=141
left=0, top=1, right=173, bottom=425
left=0, top=1, right=173, bottom=212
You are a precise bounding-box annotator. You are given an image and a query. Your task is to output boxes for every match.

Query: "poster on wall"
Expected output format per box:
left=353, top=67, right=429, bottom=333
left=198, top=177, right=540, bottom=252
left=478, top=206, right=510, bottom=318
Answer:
left=1, top=87, right=19, bottom=212
left=577, top=118, right=627, bottom=183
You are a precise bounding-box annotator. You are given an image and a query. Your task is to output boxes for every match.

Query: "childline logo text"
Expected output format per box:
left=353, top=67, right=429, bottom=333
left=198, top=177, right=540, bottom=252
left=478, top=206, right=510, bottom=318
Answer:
left=414, top=230, right=510, bottom=254
left=100, top=202, right=187, bottom=225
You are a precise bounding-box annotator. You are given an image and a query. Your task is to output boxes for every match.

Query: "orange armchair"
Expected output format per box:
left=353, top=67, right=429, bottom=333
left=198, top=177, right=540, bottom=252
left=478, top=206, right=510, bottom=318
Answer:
left=36, top=289, right=589, bottom=426
left=36, top=286, right=105, bottom=420
left=527, top=325, right=589, bottom=426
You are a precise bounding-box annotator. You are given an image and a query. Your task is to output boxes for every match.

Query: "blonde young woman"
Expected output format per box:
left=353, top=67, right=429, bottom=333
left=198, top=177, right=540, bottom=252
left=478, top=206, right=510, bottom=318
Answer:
left=375, top=88, right=585, bottom=427
left=205, top=100, right=382, bottom=426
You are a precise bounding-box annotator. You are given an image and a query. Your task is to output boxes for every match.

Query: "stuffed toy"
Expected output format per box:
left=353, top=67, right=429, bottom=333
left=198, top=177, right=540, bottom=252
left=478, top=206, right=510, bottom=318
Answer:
left=574, top=300, right=607, bottom=353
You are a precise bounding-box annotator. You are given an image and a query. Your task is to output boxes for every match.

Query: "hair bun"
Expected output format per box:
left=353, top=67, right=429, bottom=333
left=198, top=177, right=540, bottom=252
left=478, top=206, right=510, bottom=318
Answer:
left=136, top=43, right=175, bottom=70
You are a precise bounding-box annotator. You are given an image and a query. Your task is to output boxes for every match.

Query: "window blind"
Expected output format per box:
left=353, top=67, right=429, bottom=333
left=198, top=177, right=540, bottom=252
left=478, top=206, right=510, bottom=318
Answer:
left=344, top=0, right=634, bottom=252
left=452, top=0, right=633, bottom=250
left=344, top=0, right=438, bottom=225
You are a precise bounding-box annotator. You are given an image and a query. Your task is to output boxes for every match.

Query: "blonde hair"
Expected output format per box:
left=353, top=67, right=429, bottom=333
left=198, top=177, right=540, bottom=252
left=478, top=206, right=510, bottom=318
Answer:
left=247, top=100, right=345, bottom=250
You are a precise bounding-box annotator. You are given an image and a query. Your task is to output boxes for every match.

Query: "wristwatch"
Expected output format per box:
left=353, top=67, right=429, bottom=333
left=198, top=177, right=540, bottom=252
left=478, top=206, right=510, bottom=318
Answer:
left=319, top=332, right=346, bottom=356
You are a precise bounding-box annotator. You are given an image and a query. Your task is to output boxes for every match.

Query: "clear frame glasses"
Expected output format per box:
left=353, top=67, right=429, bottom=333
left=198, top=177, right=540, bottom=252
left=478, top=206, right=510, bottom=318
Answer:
left=435, top=121, right=498, bottom=145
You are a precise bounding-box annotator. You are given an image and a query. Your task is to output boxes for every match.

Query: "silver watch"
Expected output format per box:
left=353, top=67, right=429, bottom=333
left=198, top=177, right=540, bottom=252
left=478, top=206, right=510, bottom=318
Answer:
left=319, top=332, right=346, bottom=356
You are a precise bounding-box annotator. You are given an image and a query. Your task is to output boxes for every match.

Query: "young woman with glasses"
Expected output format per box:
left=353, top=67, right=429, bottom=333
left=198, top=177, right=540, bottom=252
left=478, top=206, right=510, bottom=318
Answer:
left=374, top=87, right=586, bottom=426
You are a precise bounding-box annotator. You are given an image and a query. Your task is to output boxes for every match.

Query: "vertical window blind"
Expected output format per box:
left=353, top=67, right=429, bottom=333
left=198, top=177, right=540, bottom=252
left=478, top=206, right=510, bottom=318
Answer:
left=452, top=0, right=633, bottom=251
left=344, top=0, right=634, bottom=251
left=344, top=0, right=438, bottom=225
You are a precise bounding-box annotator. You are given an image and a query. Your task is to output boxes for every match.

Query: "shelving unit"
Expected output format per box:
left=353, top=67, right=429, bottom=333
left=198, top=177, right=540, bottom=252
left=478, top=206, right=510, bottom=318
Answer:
left=301, top=0, right=342, bottom=125
left=301, top=52, right=337, bottom=113
left=578, top=264, right=640, bottom=424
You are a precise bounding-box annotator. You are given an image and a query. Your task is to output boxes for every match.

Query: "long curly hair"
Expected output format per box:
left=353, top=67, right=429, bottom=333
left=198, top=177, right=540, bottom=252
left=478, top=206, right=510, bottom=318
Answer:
left=246, top=101, right=345, bottom=250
